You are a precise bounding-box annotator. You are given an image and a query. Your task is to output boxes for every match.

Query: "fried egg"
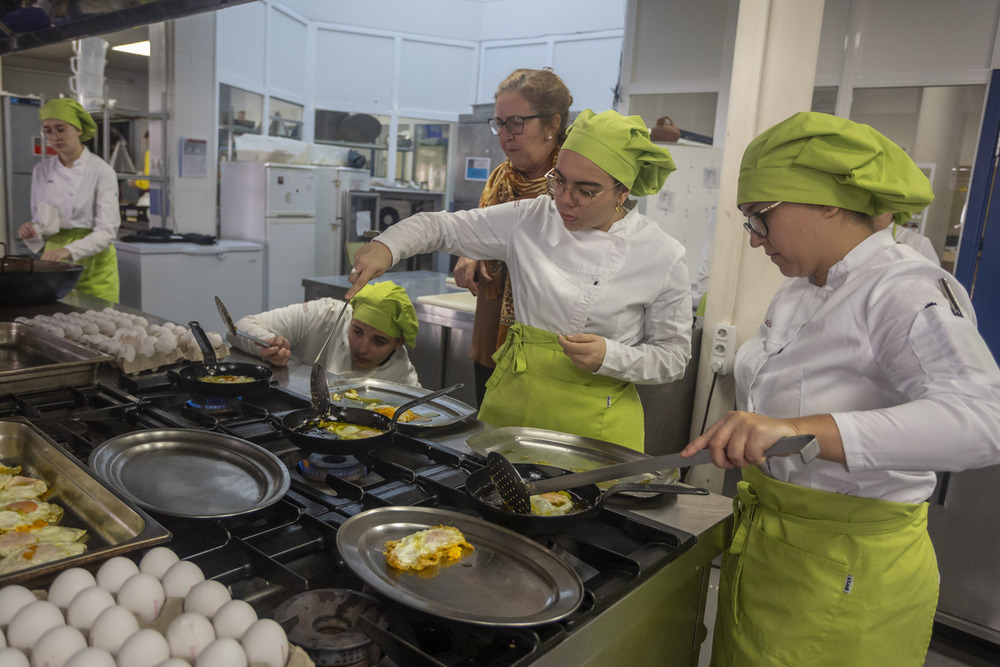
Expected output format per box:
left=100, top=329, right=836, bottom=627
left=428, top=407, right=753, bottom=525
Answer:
left=0, top=475, right=47, bottom=501
left=370, top=404, right=419, bottom=423
left=0, top=541, right=88, bottom=575
left=384, top=525, right=473, bottom=572
left=1, top=499, right=64, bottom=526
left=0, top=526, right=85, bottom=557
left=529, top=491, right=579, bottom=516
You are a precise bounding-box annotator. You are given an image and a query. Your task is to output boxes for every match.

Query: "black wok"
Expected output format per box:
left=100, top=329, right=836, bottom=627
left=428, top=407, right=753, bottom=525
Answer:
left=176, top=321, right=273, bottom=396
left=0, top=245, right=83, bottom=306
left=280, top=383, right=462, bottom=455
left=465, top=462, right=708, bottom=537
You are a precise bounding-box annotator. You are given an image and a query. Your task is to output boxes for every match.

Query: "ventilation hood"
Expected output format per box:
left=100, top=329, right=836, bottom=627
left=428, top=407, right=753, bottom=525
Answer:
left=0, top=0, right=254, bottom=55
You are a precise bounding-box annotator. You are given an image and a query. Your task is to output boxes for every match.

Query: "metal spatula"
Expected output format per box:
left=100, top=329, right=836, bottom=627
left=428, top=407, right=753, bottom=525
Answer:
left=487, top=434, right=820, bottom=514
left=215, top=296, right=271, bottom=349
left=310, top=362, right=332, bottom=417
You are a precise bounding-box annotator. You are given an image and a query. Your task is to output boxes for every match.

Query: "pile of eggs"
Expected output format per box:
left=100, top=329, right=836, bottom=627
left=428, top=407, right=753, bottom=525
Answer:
left=0, top=547, right=291, bottom=667
left=15, top=310, right=228, bottom=374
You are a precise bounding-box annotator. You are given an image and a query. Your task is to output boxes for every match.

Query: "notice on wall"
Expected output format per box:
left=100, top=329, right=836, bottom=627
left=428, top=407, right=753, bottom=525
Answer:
left=179, top=137, right=207, bottom=178
left=355, top=210, right=371, bottom=237
left=465, top=157, right=490, bottom=181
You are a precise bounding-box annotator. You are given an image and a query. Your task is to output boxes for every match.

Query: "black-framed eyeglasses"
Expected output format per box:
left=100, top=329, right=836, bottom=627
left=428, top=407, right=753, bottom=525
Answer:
left=743, top=201, right=783, bottom=239
left=545, top=168, right=616, bottom=208
left=487, top=115, right=540, bottom=136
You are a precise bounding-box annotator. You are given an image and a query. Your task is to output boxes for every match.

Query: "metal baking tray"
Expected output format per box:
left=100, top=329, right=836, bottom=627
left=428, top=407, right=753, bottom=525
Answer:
left=0, top=321, right=112, bottom=394
left=326, top=378, right=476, bottom=429
left=337, top=507, right=583, bottom=627
left=88, top=429, right=291, bottom=519
left=0, top=418, right=170, bottom=587
left=466, top=426, right=681, bottom=489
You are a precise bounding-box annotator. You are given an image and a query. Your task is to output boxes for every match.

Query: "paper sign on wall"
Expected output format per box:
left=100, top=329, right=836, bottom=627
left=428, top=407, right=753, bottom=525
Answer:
left=465, top=157, right=490, bottom=181
left=179, top=137, right=207, bottom=178
left=356, top=210, right=371, bottom=236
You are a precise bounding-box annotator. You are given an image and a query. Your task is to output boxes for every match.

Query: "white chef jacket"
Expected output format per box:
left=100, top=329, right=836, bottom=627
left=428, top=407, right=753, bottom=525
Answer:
left=375, top=197, right=692, bottom=385
left=892, top=224, right=939, bottom=265
left=735, top=231, right=1000, bottom=503
left=30, top=147, right=120, bottom=261
left=230, top=298, right=420, bottom=386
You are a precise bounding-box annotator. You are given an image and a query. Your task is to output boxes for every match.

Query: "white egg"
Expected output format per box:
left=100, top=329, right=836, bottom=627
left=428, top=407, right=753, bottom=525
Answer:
left=132, top=316, right=149, bottom=328
left=0, top=648, right=28, bottom=667
left=120, top=343, right=137, bottom=363
left=96, top=319, right=116, bottom=336
left=156, top=660, right=192, bottom=667
left=139, top=547, right=180, bottom=580
left=117, top=629, right=170, bottom=667
left=210, top=600, right=257, bottom=640
left=30, top=624, right=86, bottom=667
left=195, top=638, right=246, bottom=667
left=88, top=605, right=139, bottom=654
left=62, top=647, right=116, bottom=667
left=182, top=581, right=231, bottom=619
left=47, top=569, right=98, bottom=609
left=6, top=600, right=63, bottom=651
left=139, top=336, right=158, bottom=358
left=66, top=587, right=116, bottom=631
left=0, top=586, right=38, bottom=626
left=166, top=613, right=215, bottom=661
left=116, top=573, right=165, bottom=623
left=239, top=619, right=287, bottom=667
left=95, top=557, right=139, bottom=595
left=161, top=561, right=205, bottom=599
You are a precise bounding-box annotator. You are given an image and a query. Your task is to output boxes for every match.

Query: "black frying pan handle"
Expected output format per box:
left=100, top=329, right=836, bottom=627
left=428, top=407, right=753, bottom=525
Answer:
left=188, top=321, right=218, bottom=368
left=390, top=383, right=463, bottom=428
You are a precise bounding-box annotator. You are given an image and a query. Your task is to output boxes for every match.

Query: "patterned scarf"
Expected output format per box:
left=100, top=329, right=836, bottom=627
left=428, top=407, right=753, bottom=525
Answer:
left=477, top=150, right=559, bottom=349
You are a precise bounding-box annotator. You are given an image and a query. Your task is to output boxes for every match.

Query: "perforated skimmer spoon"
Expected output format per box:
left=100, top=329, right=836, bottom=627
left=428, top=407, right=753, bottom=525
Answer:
left=487, top=434, right=820, bottom=514
left=310, top=362, right=332, bottom=417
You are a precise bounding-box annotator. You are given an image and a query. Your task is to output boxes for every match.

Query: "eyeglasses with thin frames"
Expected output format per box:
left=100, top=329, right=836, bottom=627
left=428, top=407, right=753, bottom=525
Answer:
left=545, top=168, right=617, bottom=208
left=487, top=115, right=540, bottom=136
left=743, top=201, right=783, bottom=239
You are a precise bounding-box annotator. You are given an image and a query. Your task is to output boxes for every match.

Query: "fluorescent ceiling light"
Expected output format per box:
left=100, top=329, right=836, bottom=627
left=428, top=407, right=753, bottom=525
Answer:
left=112, top=41, right=150, bottom=56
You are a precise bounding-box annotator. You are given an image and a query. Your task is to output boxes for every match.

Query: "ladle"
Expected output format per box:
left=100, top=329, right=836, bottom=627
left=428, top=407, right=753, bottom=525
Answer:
left=488, top=434, right=820, bottom=514
left=310, top=362, right=332, bottom=416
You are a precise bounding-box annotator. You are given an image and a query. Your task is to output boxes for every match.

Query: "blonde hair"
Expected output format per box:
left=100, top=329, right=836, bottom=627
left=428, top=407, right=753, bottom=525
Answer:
left=495, top=68, right=573, bottom=143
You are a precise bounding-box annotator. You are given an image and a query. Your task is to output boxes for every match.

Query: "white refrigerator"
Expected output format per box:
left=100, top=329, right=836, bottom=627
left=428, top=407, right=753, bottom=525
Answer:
left=220, top=162, right=317, bottom=309
left=314, top=166, right=371, bottom=277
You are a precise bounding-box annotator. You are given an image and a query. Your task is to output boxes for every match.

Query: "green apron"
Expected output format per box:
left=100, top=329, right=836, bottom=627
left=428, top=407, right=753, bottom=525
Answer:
left=478, top=322, right=645, bottom=451
left=45, top=228, right=119, bottom=303
left=711, top=466, right=938, bottom=667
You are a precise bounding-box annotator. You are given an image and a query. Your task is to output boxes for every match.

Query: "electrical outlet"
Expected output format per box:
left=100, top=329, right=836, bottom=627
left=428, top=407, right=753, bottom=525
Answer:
left=710, top=324, right=737, bottom=375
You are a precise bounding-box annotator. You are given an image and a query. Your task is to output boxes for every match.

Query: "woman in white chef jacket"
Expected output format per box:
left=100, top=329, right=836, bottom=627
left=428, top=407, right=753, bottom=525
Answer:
left=681, top=112, right=1000, bottom=666
left=347, top=109, right=692, bottom=451
left=228, top=281, right=420, bottom=386
left=17, top=98, right=121, bottom=302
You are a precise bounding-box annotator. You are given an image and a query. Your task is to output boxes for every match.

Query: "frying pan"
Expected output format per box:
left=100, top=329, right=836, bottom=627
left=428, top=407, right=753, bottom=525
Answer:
left=465, top=463, right=707, bottom=536
left=0, top=243, right=83, bottom=306
left=280, top=382, right=463, bottom=455
left=174, top=321, right=273, bottom=396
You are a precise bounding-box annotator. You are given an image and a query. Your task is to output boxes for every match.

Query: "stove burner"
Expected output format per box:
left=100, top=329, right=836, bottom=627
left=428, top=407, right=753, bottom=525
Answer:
left=274, top=589, right=387, bottom=667
left=298, top=454, right=367, bottom=482
left=185, top=395, right=240, bottom=417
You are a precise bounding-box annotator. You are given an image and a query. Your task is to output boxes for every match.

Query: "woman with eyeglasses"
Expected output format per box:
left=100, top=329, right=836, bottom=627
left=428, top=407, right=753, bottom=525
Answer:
left=17, top=98, right=121, bottom=301
left=453, top=68, right=572, bottom=407
left=682, top=112, right=1000, bottom=665
left=347, top=109, right=691, bottom=451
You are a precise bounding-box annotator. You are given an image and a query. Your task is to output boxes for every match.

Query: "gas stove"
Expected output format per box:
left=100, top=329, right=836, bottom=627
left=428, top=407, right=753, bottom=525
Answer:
left=0, top=373, right=700, bottom=667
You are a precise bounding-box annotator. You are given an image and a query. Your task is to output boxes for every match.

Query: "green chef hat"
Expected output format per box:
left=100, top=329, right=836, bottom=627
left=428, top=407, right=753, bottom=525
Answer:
left=561, top=109, right=676, bottom=196
left=39, top=98, right=98, bottom=142
left=738, top=111, right=933, bottom=216
left=349, top=281, right=419, bottom=348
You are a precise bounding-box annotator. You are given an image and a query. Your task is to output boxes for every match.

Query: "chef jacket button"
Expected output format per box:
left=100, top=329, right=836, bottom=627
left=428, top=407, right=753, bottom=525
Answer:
left=593, top=281, right=598, bottom=285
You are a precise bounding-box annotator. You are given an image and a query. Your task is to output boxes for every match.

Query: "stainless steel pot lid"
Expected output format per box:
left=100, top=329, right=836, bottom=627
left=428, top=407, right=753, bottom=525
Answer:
left=88, top=429, right=290, bottom=518
left=336, top=507, right=583, bottom=627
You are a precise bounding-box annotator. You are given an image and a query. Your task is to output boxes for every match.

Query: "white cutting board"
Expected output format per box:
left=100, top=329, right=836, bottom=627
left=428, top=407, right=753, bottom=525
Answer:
left=417, top=291, right=477, bottom=313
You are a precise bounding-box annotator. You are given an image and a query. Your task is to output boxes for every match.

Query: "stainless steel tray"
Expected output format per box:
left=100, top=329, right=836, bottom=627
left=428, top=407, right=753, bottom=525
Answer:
left=337, top=507, right=583, bottom=627
left=0, top=418, right=170, bottom=587
left=466, top=426, right=681, bottom=489
left=326, top=378, right=476, bottom=429
left=88, top=429, right=290, bottom=518
left=0, top=322, right=112, bottom=394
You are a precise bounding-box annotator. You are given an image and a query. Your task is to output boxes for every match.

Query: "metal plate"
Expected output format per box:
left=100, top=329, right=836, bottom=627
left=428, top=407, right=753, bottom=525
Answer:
left=0, top=322, right=112, bottom=394
left=336, top=507, right=583, bottom=627
left=0, top=418, right=170, bottom=587
left=326, top=378, right=476, bottom=428
left=88, top=429, right=290, bottom=518
left=466, top=426, right=681, bottom=490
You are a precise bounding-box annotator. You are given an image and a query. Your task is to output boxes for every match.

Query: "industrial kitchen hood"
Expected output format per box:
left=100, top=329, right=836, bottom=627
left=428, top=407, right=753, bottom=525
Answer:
left=0, top=0, right=254, bottom=55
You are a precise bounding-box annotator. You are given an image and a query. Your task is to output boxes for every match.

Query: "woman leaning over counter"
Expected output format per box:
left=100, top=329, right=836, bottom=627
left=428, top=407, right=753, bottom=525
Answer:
left=682, top=112, right=1000, bottom=666
left=18, top=98, right=121, bottom=302
left=348, top=109, right=692, bottom=451
left=453, top=67, right=572, bottom=405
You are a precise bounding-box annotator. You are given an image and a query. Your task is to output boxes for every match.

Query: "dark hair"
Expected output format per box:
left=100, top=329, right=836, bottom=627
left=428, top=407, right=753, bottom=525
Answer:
left=495, top=68, right=573, bottom=143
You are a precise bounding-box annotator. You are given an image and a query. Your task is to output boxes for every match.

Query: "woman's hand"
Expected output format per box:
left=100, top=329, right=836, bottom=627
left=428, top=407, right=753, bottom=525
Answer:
left=681, top=411, right=844, bottom=468
left=557, top=334, right=606, bottom=372
left=345, top=241, right=393, bottom=299
left=259, top=336, right=292, bottom=367
left=453, top=257, right=492, bottom=296
left=41, top=248, right=71, bottom=262
left=17, top=222, right=37, bottom=239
